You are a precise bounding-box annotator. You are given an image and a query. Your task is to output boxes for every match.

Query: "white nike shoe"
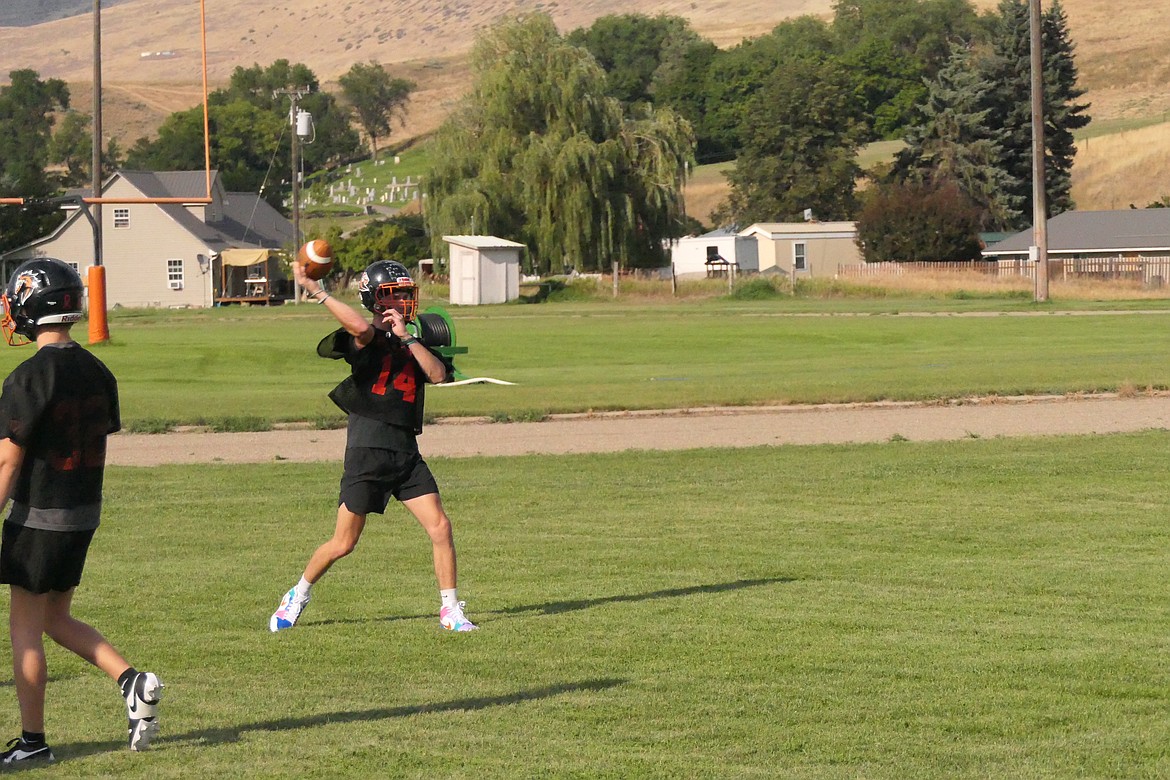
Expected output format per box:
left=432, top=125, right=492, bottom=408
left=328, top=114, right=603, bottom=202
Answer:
left=124, top=671, right=163, bottom=751
left=269, top=587, right=310, bottom=632
left=440, top=601, right=478, bottom=632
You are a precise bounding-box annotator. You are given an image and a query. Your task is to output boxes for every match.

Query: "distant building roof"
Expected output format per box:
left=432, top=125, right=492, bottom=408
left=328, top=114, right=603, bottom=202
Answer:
left=983, top=209, right=1170, bottom=257
left=979, top=231, right=1013, bottom=249
left=443, top=235, right=525, bottom=250
left=739, top=222, right=857, bottom=240
left=7, top=170, right=291, bottom=259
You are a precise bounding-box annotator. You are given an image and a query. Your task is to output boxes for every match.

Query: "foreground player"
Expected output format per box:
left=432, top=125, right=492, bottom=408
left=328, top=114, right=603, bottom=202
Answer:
left=270, top=259, right=477, bottom=632
left=0, top=259, right=162, bottom=766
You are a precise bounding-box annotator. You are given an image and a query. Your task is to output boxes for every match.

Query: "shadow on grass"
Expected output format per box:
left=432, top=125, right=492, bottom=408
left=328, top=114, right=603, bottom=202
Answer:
left=495, top=576, right=796, bottom=616
left=309, top=576, right=796, bottom=628
left=58, top=678, right=626, bottom=756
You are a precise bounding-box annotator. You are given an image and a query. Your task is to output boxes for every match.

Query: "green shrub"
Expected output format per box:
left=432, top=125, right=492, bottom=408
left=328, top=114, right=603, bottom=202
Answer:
left=210, top=416, right=273, bottom=433
left=122, top=417, right=177, bottom=434
left=949, top=288, right=1031, bottom=300
left=728, top=277, right=784, bottom=299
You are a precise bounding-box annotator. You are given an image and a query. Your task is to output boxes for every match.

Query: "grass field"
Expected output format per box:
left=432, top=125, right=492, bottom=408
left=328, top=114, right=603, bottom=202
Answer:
left=0, top=294, right=1167, bottom=430
left=4, top=433, right=1168, bottom=777
left=1, top=294, right=1169, bottom=775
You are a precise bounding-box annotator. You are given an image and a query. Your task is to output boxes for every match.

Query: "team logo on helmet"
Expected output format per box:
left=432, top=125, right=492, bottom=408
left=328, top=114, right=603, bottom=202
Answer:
left=7, top=273, right=38, bottom=310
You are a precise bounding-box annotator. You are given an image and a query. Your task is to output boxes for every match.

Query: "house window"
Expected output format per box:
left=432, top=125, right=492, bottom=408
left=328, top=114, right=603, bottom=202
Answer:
left=167, top=258, right=184, bottom=290
left=113, top=208, right=130, bottom=229
left=794, top=242, right=807, bottom=271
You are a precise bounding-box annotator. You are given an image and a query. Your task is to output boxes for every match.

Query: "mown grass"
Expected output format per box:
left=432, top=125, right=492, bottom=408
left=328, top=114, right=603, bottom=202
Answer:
left=5, top=432, right=1168, bottom=777
left=3, top=290, right=1170, bottom=430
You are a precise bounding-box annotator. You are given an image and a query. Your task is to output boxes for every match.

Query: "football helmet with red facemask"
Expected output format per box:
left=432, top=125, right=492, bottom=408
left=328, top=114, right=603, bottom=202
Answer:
left=1, top=258, right=85, bottom=346
left=358, top=260, right=418, bottom=321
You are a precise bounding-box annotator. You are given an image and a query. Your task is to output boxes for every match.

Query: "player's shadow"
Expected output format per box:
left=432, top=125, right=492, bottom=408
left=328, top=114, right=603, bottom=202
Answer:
left=310, top=575, right=795, bottom=627
left=57, top=677, right=626, bottom=758
left=495, top=576, right=795, bottom=617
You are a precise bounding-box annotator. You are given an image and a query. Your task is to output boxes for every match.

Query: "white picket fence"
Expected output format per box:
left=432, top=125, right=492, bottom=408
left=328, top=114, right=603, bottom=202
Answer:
left=838, top=256, right=1170, bottom=286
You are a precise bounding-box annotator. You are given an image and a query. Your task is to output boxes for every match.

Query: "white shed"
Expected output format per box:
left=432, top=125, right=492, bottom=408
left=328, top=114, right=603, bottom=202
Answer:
left=443, top=235, right=525, bottom=305
left=671, top=228, right=760, bottom=278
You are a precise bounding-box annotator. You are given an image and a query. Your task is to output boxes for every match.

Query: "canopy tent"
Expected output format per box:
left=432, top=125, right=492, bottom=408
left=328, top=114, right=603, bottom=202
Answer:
left=219, top=248, right=273, bottom=266
left=216, top=248, right=284, bottom=303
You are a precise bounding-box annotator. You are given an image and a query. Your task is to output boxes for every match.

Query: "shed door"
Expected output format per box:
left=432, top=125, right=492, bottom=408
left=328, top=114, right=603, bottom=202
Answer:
left=459, top=248, right=478, bottom=305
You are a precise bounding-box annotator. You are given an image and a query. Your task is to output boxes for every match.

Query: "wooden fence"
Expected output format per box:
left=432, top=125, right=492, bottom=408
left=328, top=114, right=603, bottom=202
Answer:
left=838, top=261, right=999, bottom=277
left=838, top=256, right=1170, bottom=286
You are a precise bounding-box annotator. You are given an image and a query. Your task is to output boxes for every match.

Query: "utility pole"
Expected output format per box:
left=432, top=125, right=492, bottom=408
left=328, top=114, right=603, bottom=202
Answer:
left=275, top=87, right=311, bottom=301
left=89, top=0, right=110, bottom=343
left=1029, top=0, right=1049, bottom=302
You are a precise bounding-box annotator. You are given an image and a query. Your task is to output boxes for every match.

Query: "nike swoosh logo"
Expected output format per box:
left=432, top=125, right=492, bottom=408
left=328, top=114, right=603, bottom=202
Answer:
left=128, top=691, right=138, bottom=714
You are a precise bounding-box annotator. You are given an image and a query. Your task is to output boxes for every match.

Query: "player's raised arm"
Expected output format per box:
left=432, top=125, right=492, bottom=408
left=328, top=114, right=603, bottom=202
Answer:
left=293, top=259, right=374, bottom=347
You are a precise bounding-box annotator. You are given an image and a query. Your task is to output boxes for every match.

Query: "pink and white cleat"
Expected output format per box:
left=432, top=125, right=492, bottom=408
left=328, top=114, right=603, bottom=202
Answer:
left=439, top=601, right=478, bottom=632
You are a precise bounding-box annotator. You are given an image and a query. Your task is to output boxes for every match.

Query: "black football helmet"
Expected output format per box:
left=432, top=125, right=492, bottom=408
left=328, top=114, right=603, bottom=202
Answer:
left=1, top=258, right=85, bottom=346
left=358, top=260, right=418, bottom=321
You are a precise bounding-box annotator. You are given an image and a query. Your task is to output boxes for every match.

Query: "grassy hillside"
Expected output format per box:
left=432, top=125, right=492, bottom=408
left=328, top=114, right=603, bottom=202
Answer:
left=0, top=0, right=134, bottom=27
left=3, top=0, right=1167, bottom=213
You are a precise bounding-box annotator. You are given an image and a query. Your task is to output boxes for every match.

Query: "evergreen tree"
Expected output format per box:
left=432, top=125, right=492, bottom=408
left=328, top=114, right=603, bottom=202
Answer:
left=980, top=0, right=1034, bottom=224
left=1042, top=0, right=1091, bottom=215
left=895, top=44, right=1023, bottom=229
left=899, top=0, right=1090, bottom=230
left=980, top=0, right=1090, bottom=222
left=424, top=14, right=695, bottom=274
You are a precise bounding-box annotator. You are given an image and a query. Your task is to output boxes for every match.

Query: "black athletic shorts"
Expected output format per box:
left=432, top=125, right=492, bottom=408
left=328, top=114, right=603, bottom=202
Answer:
left=0, top=522, right=96, bottom=594
left=339, top=447, right=439, bottom=515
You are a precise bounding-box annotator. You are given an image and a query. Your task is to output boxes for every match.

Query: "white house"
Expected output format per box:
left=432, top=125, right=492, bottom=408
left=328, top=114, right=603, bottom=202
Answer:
left=0, top=170, right=294, bottom=308
left=443, top=235, right=525, bottom=305
left=671, top=228, right=760, bottom=278
left=739, top=221, right=861, bottom=278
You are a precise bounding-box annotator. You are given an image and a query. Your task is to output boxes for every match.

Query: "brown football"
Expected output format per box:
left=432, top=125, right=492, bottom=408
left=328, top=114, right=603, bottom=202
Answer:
left=297, top=239, right=334, bottom=281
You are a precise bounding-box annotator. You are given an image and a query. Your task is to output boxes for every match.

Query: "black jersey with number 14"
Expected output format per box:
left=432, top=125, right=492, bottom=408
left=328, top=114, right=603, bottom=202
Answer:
left=318, top=328, right=452, bottom=435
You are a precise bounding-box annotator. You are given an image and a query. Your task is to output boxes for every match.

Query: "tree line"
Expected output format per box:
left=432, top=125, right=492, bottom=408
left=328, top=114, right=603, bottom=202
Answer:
left=0, top=58, right=414, bottom=254
left=2, top=0, right=1097, bottom=270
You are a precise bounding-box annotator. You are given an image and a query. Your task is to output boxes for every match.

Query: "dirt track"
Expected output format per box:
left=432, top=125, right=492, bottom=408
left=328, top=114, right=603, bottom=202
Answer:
left=105, top=393, right=1170, bottom=466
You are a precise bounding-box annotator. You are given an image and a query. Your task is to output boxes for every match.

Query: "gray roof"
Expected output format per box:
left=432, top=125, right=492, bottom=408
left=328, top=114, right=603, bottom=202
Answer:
left=119, top=171, right=292, bottom=251
left=119, top=170, right=213, bottom=199
left=15, top=170, right=292, bottom=257
left=700, top=227, right=739, bottom=238
left=983, top=209, right=1170, bottom=256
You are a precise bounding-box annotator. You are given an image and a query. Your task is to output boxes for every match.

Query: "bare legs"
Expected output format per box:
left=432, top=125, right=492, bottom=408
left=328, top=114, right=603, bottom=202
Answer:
left=8, top=586, right=130, bottom=733
left=303, top=506, right=366, bottom=584
left=301, top=494, right=457, bottom=590
left=402, top=493, right=457, bottom=590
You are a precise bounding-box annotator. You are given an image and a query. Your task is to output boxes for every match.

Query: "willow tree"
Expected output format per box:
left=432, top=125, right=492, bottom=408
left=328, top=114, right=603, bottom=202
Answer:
left=423, top=14, right=695, bottom=274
